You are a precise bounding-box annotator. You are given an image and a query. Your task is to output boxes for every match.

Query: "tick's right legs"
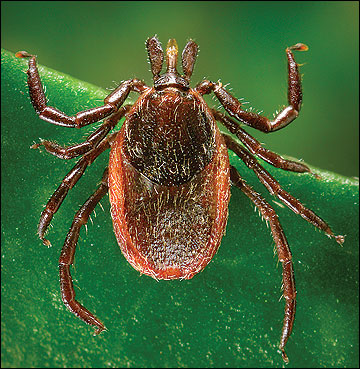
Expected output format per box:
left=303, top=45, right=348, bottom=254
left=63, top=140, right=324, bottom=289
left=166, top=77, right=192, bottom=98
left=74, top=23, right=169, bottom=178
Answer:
left=16, top=51, right=147, bottom=127
left=37, top=131, right=118, bottom=246
left=32, top=105, right=131, bottom=159
left=59, top=168, right=109, bottom=334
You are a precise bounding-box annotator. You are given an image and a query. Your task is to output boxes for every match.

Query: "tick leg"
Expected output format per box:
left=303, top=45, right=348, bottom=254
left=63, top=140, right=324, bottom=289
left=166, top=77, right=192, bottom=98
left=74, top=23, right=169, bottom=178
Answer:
left=32, top=105, right=131, bottom=159
left=223, top=134, right=344, bottom=245
left=195, top=44, right=308, bottom=132
left=59, top=167, right=109, bottom=334
left=16, top=51, right=147, bottom=128
left=38, top=132, right=118, bottom=246
left=212, top=109, right=310, bottom=173
left=230, top=165, right=295, bottom=363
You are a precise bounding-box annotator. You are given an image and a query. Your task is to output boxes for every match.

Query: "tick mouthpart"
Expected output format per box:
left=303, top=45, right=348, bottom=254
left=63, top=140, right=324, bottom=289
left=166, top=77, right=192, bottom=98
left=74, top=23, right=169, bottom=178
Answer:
left=155, top=38, right=190, bottom=90
left=148, top=37, right=195, bottom=90
left=166, top=38, right=179, bottom=74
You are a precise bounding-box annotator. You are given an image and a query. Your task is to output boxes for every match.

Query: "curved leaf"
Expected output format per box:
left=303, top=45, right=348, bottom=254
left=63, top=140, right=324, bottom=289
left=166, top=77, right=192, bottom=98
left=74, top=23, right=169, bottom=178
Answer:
left=2, top=49, right=358, bottom=368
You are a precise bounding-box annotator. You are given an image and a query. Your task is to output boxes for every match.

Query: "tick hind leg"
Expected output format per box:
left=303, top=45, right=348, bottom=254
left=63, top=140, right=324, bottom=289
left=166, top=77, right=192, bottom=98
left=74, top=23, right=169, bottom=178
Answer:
left=223, top=133, right=344, bottom=245
left=229, top=165, right=295, bottom=363
left=59, top=167, right=109, bottom=334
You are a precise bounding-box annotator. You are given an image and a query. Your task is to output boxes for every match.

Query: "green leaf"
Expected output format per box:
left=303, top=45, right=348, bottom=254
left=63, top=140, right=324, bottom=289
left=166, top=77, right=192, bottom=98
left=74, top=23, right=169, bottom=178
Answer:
left=2, top=48, right=358, bottom=368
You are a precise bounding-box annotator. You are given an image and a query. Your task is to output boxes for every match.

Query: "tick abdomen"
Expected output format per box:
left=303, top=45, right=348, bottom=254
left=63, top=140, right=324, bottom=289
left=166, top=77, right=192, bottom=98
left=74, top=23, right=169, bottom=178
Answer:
left=109, top=111, right=230, bottom=280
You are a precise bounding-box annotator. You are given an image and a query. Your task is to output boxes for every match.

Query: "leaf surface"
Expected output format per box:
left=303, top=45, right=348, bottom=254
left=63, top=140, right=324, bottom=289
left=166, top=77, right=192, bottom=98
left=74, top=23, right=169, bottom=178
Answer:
left=2, top=49, right=358, bottom=368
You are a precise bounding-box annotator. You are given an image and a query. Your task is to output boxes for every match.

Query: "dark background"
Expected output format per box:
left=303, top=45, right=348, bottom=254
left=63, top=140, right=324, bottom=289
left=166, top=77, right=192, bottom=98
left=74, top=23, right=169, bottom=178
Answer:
left=2, top=1, right=358, bottom=176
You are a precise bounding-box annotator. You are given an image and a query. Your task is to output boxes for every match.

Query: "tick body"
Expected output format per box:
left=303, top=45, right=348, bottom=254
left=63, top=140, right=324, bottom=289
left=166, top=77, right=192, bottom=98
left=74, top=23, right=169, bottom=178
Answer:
left=109, top=86, right=230, bottom=280
left=16, top=37, right=343, bottom=363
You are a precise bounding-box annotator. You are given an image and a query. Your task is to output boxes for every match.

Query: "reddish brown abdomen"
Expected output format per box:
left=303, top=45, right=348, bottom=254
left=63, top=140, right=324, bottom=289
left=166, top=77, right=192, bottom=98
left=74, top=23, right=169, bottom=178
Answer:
left=108, top=88, right=230, bottom=280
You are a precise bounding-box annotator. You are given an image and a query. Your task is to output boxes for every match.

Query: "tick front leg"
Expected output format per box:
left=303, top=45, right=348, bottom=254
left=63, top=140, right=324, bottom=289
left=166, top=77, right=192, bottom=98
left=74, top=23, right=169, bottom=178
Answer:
left=32, top=105, right=131, bottom=159
left=229, top=165, right=295, bottom=363
left=213, top=109, right=310, bottom=173
left=59, top=168, right=109, bottom=334
left=196, top=44, right=308, bottom=132
left=16, top=51, right=147, bottom=128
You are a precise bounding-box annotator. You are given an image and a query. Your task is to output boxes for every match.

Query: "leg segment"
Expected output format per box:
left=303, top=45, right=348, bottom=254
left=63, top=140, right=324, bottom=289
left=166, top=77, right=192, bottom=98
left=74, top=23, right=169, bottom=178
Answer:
left=212, top=109, right=310, bottom=173
left=59, top=168, right=109, bottom=334
left=15, top=51, right=147, bottom=128
left=230, top=165, right=295, bottom=363
left=223, top=134, right=344, bottom=245
left=195, top=44, right=308, bottom=133
left=38, top=132, right=118, bottom=246
left=32, top=105, right=131, bottom=159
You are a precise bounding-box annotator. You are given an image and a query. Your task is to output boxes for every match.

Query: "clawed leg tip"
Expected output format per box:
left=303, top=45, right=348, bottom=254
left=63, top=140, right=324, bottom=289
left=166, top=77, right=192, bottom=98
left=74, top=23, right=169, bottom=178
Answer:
left=280, top=348, right=289, bottom=364
left=41, top=238, right=51, bottom=247
left=15, top=51, right=32, bottom=58
left=311, top=171, right=322, bottom=180
left=289, top=43, right=309, bottom=52
left=30, top=139, right=45, bottom=150
left=336, top=234, right=345, bottom=245
left=93, top=325, right=107, bottom=336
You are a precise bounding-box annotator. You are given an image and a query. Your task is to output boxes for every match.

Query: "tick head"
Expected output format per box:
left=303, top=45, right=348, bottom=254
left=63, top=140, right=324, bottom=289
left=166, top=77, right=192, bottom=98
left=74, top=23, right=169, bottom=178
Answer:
left=146, top=36, right=198, bottom=90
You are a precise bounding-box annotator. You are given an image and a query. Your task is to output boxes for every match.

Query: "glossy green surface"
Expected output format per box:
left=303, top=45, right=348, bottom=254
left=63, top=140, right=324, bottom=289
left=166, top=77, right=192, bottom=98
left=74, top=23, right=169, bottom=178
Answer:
left=1, top=49, right=358, bottom=368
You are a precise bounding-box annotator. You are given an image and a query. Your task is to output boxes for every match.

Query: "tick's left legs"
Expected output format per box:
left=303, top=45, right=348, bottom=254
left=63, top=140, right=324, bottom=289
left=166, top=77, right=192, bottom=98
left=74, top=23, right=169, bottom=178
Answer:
left=196, top=43, right=308, bottom=133
left=223, top=134, right=344, bottom=245
left=229, top=165, right=295, bottom=363
left=213, top=109, right=310, bottom=173
left=59, top=167, right=109, bottom=334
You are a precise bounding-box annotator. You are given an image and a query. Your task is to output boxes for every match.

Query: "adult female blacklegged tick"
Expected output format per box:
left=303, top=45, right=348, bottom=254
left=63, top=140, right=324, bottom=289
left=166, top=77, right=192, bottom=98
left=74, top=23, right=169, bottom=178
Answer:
left=16, top=36, right=344, bottom=363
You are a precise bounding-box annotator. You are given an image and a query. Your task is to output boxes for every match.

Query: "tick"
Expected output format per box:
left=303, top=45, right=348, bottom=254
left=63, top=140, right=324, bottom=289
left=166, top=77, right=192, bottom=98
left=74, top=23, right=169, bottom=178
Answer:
left=16, top=37, right=343, bottom=363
